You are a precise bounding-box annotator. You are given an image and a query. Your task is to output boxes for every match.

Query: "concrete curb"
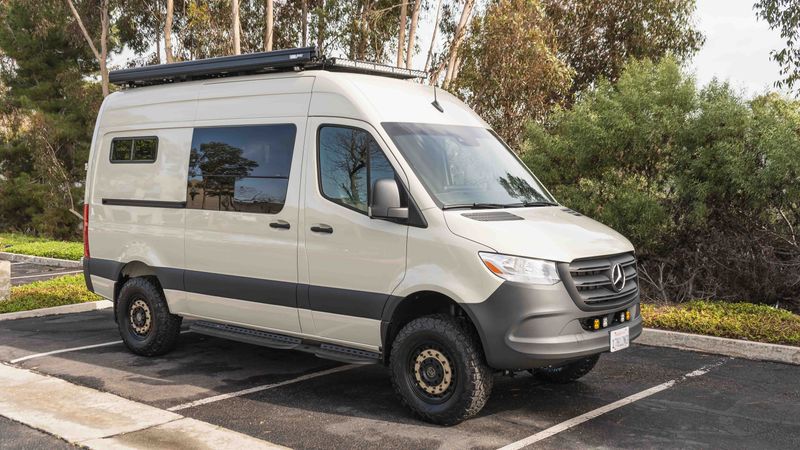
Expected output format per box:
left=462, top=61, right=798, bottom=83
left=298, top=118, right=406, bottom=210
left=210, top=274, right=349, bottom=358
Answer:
left=0, top=252, right=81, bottom=268
left=0, top=364, right=286, bottom=449
left=638, top=328, right=800, bottom=366
left=0, top=300, right=112, bottom=322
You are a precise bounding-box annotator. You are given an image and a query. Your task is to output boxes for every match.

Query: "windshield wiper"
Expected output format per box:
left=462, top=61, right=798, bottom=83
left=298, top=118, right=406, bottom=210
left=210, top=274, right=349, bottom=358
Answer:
left=442, top=203, right=509, bottom=210
left=442, top=201, right=558, bottom=210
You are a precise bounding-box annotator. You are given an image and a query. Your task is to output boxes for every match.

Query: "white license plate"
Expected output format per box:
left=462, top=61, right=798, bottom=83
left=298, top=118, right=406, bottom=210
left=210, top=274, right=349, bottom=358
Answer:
left=610, top=326, right=630, bottom=352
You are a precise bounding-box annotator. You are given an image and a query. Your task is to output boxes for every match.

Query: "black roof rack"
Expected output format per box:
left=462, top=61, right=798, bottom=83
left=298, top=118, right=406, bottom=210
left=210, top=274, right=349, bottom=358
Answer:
left=109, top=47, right=427, bottom=87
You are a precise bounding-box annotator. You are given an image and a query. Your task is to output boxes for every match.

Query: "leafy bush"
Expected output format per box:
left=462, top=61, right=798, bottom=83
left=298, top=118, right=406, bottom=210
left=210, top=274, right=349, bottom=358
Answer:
left=0, top=233, right=83, bottom=260
left=0, top=274, right=100, bottom=314
left=524, top=57, right=800, bottom=310
left=642, top=301, right=800, bottom=346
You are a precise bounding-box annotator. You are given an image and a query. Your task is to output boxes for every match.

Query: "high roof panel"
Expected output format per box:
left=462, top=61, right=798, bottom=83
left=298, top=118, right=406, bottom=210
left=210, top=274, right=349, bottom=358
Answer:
left=109, top=47, right=426, bottom=87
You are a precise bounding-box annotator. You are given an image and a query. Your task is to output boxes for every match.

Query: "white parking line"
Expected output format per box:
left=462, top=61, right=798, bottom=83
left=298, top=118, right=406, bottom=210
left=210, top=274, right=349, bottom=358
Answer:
left=168, top=364, right=357, bottom=411
left=9, top=330, right=192, bottom=364
left=10, top=340, right=123, bottom=364
left=497, top=358, right=730, bottom=450
left=11, top=270, right=82, bottom=280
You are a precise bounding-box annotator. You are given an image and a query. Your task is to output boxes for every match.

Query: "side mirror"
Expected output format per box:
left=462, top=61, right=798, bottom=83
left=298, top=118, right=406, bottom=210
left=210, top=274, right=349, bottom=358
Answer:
left=371, top=178, right=409, bottom=220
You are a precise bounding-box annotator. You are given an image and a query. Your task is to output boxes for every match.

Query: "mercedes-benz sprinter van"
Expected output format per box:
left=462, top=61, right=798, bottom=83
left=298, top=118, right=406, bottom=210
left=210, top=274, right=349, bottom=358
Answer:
left=83, top=47, right=641, bottom=425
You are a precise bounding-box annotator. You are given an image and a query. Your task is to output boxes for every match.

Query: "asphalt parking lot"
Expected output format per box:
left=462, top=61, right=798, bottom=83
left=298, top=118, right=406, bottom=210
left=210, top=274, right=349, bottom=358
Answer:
left=1, top=309, right=799, bottom=449
left=7, top=261, right=82, bottom=286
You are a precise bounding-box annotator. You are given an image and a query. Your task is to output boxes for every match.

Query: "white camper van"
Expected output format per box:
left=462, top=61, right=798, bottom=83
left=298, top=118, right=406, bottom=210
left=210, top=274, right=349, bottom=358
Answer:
left=83, top=47, right=641, bottom=425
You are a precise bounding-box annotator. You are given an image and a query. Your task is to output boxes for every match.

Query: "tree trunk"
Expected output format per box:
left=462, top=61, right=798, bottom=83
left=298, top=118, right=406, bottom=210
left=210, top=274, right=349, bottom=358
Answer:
left=302, top=0, right=308, bottom=47
left=405, top=0, right=421, bottom=69
left=443, top=0, right=475, bottom=89
left=165, top=0, right=175, bottom=62
left=265, top=0, right=274, bottom=51
left=155, top=23, right=162, bottom=63
left=355, top=1, right=370, bottom=59
left=66, top=0, right=110, bottom=96
left=100, top=0, right=108, bottom=95
left=424, top=0, right=443, bottom=73
left=232, top=0, right=241, bottom=55
left=396, top=1, right=408, bottom=67
left=317, top=0, right=326, bottom=52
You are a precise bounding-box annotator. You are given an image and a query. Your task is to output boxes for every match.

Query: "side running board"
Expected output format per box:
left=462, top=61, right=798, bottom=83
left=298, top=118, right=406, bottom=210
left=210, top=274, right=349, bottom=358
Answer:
left=190, top=321, right=301, bottom=350
left=190, top=320, right=381, bottom=365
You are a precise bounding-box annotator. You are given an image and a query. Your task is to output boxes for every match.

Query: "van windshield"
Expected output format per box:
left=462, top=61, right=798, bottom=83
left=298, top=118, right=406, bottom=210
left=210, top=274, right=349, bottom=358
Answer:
left=382, top=122, right=555, bottom=209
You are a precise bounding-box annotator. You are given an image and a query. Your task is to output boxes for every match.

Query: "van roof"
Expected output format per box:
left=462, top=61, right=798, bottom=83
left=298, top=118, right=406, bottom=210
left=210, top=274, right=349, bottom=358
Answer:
left=100, top=69, right=489, bottom=131
left=109, top=47, right=426, bottom=88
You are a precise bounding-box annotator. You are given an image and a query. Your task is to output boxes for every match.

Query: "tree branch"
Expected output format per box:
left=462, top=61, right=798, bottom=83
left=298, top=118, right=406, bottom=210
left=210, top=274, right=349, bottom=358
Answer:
left=65, top=0, right=101, bottom=61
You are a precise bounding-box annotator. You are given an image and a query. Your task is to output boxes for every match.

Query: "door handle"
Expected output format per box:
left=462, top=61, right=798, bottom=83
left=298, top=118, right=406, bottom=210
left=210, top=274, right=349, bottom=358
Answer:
left=310, top=224, right=333, bottom=234
left=269, top=220, right=291, bottom=230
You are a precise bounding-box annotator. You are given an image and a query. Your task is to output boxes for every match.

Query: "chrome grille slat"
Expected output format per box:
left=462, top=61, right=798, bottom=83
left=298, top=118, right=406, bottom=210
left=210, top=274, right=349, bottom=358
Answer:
left=570, top=263, right=611, bottom=272
left=572, top=273, right=609, bottom=286
left=559, top=252, right=639, bottom=311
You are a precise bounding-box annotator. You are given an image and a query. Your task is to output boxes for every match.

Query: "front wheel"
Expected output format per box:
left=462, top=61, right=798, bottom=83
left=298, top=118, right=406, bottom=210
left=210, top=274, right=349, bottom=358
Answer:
left=389, top=314, right=493, bottom=426
left=116, top=277, right=182, bottom=356
left=532, top=354, right=600, bottom=384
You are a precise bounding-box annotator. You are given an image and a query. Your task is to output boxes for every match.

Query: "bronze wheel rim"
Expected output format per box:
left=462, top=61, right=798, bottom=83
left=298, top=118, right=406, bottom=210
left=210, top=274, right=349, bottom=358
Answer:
left=129, top=299, right=152, bottom=337
left=406, top=343, right=456, bottom=403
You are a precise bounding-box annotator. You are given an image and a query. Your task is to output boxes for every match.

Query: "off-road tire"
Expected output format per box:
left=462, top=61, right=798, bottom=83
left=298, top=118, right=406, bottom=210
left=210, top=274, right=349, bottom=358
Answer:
left=389, top=314, right=493, bottom=426
left=533, top=354, right=600, bottom=384
left=116, top=277, right=182, bottom=356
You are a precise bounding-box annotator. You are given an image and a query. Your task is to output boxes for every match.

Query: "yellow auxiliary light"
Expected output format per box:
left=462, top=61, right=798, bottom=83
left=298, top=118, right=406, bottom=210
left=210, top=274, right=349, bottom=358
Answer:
left=593, top=319, right=600, bottom=330
left=625, top=310, right=631, bottom=321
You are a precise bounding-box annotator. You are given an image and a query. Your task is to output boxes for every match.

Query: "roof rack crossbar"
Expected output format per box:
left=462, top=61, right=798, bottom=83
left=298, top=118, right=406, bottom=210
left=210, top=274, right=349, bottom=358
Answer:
left=109, top=47, right=426, bottom=87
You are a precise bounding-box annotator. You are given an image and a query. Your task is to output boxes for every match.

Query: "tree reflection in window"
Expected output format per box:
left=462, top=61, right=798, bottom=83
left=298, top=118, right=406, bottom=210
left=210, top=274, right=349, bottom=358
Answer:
left=186, top=125, right=296, bottom=214
left=319, top=126, right=396, bottom=213
left=498, top=173, right=550, bottom=203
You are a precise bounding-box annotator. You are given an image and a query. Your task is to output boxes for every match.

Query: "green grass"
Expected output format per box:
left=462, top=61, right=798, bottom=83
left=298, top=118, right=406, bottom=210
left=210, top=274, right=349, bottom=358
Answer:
left=642, top=300, right=800, bottom=347
left=0, top=274, right=101, bottom=314
left=0, top=233, right=83, bottom=261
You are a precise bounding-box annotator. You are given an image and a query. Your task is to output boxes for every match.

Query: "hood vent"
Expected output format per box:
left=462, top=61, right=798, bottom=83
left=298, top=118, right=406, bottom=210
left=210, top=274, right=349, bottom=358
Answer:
left=561, top=208, right=583, bottom=217
left=462, top=211, right=524, bottom=222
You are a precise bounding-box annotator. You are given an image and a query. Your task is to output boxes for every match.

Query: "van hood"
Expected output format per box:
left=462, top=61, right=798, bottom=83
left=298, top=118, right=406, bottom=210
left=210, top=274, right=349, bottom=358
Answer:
left=443, top=206, right=633, bottom=263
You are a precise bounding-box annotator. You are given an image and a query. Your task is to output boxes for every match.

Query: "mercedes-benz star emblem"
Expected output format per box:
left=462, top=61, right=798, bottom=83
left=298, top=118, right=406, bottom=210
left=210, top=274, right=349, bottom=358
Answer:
left=611, top=263, right=626, bottom=292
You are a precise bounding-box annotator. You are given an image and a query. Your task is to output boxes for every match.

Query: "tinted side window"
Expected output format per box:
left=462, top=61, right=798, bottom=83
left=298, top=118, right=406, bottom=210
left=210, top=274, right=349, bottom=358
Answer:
left=318, top=126, right=397, bottom=214
left=133, top=138, right=157, bottom=160
left=111, top=137, right=158, bottom=163
left=187, top=124, right=296, bottom=214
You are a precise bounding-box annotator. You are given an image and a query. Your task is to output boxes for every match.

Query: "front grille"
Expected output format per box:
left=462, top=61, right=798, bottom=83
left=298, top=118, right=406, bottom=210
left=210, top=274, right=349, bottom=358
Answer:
left=558, top=252, right=639, bottom=311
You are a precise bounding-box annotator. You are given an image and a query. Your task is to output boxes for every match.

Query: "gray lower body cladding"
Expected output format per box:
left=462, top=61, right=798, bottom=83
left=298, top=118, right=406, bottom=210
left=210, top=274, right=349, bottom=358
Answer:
left=461, top=281, right=642, bottom=370
left=83, top=257, right=394, bottom=321
left=85, top=257, right=641, bottom=369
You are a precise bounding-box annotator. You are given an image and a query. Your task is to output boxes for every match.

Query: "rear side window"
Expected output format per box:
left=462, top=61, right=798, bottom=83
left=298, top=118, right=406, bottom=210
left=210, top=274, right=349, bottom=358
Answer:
left=318, top=125, right=397, bottom=214
left=110, top=137, right=158, bottom=163
left=187, top=124, right=296, bottom=214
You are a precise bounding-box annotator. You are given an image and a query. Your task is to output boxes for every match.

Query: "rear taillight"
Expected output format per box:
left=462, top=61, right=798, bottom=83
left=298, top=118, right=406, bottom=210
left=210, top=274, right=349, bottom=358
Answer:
left=83, top=203, right=90, bottom=258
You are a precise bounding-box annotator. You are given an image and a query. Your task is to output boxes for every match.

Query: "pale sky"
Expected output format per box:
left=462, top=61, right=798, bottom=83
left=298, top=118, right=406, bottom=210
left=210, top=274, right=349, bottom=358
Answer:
left=690, top=0, right=786, bottom=96
left=379, top=0, right=792, bottom=97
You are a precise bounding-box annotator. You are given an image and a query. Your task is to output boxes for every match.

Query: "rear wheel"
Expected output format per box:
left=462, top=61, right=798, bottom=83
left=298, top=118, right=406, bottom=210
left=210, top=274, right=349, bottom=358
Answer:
left=389, top=314, right=493, bottom=426
left=533, top=354, right=600, bottom=384
left=116, top=277, right=182, bottom=356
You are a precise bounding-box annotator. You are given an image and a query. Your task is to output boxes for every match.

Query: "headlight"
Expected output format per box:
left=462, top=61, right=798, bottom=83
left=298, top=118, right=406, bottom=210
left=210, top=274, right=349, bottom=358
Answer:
left=479, top=252, right=560, bottom=285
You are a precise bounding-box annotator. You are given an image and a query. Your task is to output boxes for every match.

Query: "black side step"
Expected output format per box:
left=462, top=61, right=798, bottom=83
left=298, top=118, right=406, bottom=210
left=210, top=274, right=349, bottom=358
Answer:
left=189, top=320, right=381, bottom=365
left=315, top=343, right=381, bottom=365
left=190, top=321, right=301, bottom=349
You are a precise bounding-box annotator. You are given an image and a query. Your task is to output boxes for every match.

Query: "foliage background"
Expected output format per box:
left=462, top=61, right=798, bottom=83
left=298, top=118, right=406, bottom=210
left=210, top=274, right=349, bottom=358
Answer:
left=524, top=58, right=800, bottom=310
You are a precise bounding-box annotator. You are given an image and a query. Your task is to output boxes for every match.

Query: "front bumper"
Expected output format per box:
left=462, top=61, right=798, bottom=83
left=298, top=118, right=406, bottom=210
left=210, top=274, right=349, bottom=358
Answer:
left=461, top=281, right=642, bottom=370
